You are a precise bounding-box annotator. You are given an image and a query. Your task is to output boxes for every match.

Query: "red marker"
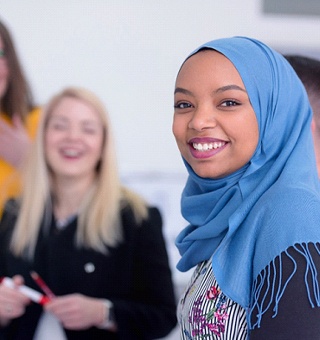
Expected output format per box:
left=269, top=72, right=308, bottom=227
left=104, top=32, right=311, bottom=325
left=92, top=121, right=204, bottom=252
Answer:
left=0, top=277, right=50, bottom=305
left=30, top=271, right=56, bottom=299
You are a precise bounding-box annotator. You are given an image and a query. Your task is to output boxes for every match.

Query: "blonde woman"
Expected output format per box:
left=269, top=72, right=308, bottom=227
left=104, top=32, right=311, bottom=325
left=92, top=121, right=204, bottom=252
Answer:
left=0, top=87, right=177, bottom=339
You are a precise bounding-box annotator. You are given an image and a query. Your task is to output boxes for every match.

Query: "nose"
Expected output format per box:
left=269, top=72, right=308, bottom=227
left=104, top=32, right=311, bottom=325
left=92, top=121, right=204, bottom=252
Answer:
left=188, top=104, right=218, bottom=131
left=66, top=125, right=82, bottom=140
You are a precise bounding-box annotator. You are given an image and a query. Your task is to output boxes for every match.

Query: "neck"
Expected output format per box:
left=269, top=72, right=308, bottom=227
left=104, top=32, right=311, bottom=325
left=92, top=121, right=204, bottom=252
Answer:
left=51, top=175, right=95, bottom=220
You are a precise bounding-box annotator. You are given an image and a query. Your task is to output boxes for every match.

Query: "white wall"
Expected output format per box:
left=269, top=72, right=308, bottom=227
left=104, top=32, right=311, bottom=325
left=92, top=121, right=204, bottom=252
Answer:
left=2, top=0, right=320, bottom=174
left=1, top=1, right=320, bottom=288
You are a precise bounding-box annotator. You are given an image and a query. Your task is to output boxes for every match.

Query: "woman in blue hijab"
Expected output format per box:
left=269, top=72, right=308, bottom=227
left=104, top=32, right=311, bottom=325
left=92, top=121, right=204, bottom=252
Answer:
left=173, top=36, right=320, bottom=339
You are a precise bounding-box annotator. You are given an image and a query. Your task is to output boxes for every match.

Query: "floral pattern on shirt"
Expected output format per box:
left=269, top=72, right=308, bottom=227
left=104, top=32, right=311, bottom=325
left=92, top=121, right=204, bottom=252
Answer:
left=178, top=259, right=247, bottom=339
left=187, top=286, right=229, bottom=338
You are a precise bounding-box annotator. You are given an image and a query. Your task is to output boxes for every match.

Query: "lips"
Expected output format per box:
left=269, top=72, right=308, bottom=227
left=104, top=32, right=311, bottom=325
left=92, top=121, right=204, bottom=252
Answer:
left=60, top=148, right=83, bottom=159
left=192, top=141, right=226, bottom=151
left=188, top=138, right=228, bottom=159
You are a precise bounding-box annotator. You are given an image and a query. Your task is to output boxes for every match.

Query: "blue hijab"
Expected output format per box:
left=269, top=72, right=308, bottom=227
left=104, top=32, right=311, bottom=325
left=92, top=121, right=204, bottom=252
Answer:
left=175, top=37, right=320, bottom=326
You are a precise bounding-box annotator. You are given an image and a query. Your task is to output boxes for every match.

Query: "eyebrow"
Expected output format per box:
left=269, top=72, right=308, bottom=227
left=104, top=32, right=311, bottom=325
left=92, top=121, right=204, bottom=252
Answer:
left=174, top=87, right=192, bottom=95
left=174, top=84, right=247, bottom=96
left=215, top=84, right=246, bottom=93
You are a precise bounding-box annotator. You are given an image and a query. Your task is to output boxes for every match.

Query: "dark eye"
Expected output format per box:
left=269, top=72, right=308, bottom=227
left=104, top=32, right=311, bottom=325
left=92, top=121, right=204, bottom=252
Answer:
left=52, top=122, right=67, bottom=131
left=174, top=102, right=193, bottom=109
left=83, top=126, right=99, bottom=135
left=0, top=49, right=5, bottom=58
left=220, top=100, right=240, bottom=107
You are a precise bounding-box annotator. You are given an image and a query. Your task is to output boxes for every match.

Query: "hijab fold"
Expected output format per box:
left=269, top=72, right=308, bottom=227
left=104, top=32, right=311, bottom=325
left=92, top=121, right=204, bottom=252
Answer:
left=175, top=37, right=320, bottom=327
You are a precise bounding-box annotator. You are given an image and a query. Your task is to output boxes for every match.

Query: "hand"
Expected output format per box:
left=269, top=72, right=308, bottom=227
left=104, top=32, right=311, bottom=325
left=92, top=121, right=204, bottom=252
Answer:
left=44, top=294, right=104, bottom=330
left=0, top=114, right=31, bottom=167
left=0, top=275, right=31, bottom=326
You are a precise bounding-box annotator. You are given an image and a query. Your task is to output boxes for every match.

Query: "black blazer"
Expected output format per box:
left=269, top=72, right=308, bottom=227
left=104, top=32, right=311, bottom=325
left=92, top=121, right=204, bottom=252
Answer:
left=0, top=201, right=177, bottom=340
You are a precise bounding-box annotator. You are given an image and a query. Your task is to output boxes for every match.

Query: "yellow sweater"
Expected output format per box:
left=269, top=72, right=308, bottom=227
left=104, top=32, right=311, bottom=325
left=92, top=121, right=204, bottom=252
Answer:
left=0, top=107, right=41, bottom=217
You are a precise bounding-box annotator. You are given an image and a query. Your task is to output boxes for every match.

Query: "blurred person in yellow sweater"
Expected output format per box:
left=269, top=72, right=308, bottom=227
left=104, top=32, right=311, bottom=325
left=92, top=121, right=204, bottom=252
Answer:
left=0, top=18, right=40, bottom=216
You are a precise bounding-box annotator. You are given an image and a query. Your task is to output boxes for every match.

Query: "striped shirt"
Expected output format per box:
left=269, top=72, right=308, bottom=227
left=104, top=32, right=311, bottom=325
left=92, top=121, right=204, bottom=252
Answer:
left=177, top=258, right=247, bottom=339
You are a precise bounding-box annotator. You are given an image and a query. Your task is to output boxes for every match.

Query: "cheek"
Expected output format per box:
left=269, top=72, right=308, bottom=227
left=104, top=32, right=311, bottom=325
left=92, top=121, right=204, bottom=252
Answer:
left=44, top=132, right=61, bottom=163
left=247, top=118, right=259, bottom=151
left=90, top=137, right=104, bottom=158
left=236, top=119, right=259, bottom=159
left=0, top=60, right=9, bottom=73
left=43, top=135, right=51, bottom=155
left=234, top=112, right=259, bottom=143
left=172, top=116, right=185, bottom=141
left=44, top=132, right=57, bottom=150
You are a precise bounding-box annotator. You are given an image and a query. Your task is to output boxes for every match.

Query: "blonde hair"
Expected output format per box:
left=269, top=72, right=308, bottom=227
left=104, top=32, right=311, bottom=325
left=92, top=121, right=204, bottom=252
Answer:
left=10, top=87, right=148, bottom=258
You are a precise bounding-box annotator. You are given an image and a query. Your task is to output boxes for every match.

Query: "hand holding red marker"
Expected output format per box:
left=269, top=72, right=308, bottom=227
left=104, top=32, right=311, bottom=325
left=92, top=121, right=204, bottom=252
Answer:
left=0, top=277, right=50, bottom=305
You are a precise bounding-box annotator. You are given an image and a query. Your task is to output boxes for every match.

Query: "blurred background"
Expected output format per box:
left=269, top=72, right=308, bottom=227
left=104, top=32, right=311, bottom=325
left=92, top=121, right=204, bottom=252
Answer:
left=1, top=1, right=319, bottom=338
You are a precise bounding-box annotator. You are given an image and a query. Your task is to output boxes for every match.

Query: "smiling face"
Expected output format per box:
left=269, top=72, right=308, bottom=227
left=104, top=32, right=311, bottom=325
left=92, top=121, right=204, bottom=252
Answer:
left=44, top=96, right=104, bottom=183
left=0, top=35, right=9, bottom=100
left=173, top=50, right=259, bottom=179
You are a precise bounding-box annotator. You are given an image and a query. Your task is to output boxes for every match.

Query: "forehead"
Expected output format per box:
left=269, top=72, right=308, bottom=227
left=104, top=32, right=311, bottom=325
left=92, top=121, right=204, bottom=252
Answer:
left=176, top=50, right=244, bottom=89
left=50, top=97, right=101, bottom=122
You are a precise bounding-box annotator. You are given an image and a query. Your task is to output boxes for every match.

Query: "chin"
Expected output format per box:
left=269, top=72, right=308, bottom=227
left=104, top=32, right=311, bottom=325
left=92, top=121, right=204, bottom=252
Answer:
left=192, top=166, right=227, bottom=180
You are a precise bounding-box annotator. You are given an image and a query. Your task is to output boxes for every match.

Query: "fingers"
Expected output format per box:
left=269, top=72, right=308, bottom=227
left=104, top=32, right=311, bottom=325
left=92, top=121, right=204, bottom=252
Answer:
left=44, top=294, right=102, bottom=330
left=0, top=115, right=31, bottom=166
left=0, top=299, right=28, bottom=319
left=12, top=114, right=24, bottom=129
left=0, top=114, right=23, bottom=127
left=45, top=295, right=79, bottom=320
left=45, top=296, right=78, bottom=328
left=11, top=274, right=25, bottom=286
left=0, top=276, right=30, bottom=302
left=0, top=279, right=30, bottom=320
left=0, top=113, right=27, bottom=135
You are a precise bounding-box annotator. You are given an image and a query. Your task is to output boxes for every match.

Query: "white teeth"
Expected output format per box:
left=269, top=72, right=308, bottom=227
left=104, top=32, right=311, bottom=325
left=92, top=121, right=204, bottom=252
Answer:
left=63, top=149, right=80, bottom=157
left=203, top=144, right=209, bottom=151
left=192, top=142, right=225, bottom=151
